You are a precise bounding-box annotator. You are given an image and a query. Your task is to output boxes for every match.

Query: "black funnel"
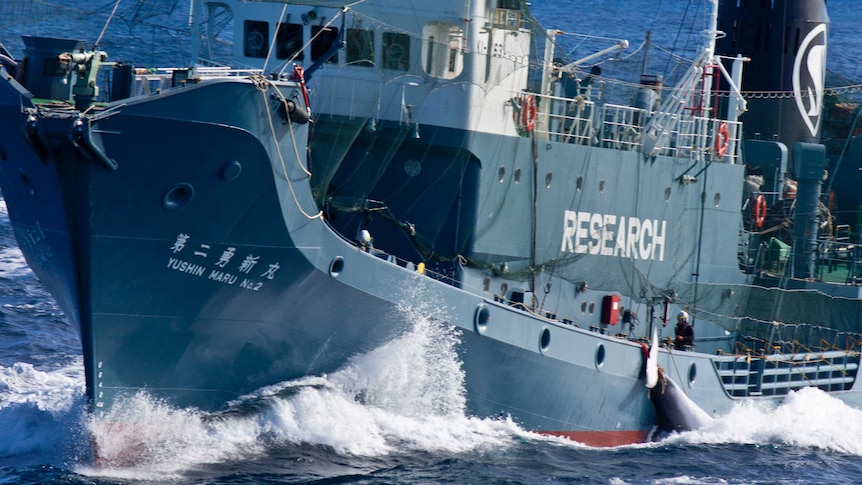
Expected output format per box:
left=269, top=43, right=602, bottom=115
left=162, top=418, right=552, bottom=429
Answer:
left=716, top=0, right=829, bottom=168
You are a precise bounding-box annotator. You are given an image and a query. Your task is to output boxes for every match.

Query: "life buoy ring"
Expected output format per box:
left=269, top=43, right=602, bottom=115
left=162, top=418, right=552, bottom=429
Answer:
left=752, top=193, right=767, bottom=229
left=715, top=122, right=729, bottom=158
left=521, top=95, right=537, bottom=132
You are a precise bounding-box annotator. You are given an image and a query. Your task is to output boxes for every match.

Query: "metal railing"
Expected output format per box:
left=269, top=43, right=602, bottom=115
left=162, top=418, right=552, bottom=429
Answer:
left=532, top=90, right=742, bottom=162
left=132, top=67, right=265, bottom=96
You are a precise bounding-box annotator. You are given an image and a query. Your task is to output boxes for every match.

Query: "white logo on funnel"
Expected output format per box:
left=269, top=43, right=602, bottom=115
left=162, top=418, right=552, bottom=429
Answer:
left=792, top=23, right=827, bottom=138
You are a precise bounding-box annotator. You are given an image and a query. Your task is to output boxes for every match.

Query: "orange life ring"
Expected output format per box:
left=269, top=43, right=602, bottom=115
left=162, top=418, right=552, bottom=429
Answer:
left=752, top=193, right=767, bottom=229
left=715, top=122, right=729, bottom=158
left=521, top=95, right=537, bottom=132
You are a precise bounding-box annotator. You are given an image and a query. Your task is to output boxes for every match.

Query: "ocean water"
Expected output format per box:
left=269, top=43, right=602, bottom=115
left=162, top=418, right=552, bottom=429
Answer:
left=2, top=1, right=862, bottom=483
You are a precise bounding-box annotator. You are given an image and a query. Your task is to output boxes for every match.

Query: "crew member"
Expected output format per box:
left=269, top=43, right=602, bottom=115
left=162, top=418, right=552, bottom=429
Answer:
left=357, top=228, right=373, bottom=253
left=674, top=310, right=694, bottom=350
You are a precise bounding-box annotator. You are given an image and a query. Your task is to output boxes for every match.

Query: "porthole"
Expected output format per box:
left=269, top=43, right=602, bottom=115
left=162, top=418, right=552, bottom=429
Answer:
left=514, top=168, right=521, bottom=184
left=498, top=167, right=506, bottom=182
left=665, top=187, right=671, bottom=202
left=714, top=192, right=721, bottom=208
left=247, top=30, right=265, bottom=51
left=599, top=179, right=605, bottom=193
left=220, top=160, right=242, bottom=181
left=581, top=301, right=587, bottom=314
left=540, top=327, right=551, bottom=352
left=576, top=176, right=583, bottom=192
left=689, top=362, right=697, bottom=385
left=404, top=159, right=422, bottom=177
left=545, top=172, right=552, bottom=188
left=588, top=302, right=595, bottom=315
left=475, top=304, right=490, bottom=334
left=386, top=43, right=404, bottom=62
left=329, top=256, right=344, bottom=277
left=163, top=183, right=194, bottom=211
left=596, top=344, right=606, bottom=368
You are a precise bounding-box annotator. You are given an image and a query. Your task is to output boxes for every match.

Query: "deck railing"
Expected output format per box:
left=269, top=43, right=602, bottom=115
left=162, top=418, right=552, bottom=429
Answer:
left=531, top=90, right=741, bottom=163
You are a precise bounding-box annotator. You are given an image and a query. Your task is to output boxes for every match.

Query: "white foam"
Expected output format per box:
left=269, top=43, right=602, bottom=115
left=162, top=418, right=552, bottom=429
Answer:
left=22, top=286, right=859, bottom=481
left=82, top=391, right=265, bottom=479
left=329, top=310, right=466, bottom=418
left=0, top=360, right=85, bottom=459
left=4, top=311, right=860, bottom=483
left=77, top=305, right=519, bottom=481
left=0, top=360, right=84, bottom=412
left=0, top=197, right=33, bottom=278
left=0, top=246, right=31, bottom=279
left=662, top=387, right=862, bottom=455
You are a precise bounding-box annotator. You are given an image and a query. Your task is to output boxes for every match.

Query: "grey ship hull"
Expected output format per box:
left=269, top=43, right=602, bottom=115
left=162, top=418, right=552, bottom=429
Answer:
left=2, top=73, right=859, bottom=446
left=2, top=0, right=862, bottom=448
left=0, top=74, right=650, bottom=445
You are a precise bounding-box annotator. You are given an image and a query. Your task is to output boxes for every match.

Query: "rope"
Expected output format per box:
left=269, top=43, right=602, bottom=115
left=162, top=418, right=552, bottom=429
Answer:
left=252, top=75, right=322, bottom=221
left=261, top=76, right=312, bottom=178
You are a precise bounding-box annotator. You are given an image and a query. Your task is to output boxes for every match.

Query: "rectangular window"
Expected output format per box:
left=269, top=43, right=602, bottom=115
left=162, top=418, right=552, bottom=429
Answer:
left=244, top=20, right=269, bottom=58
left=346, top=29, right=374, bottom=66
left=276, top=23, right=304, bottom=60
left=382, top=32, right=410, bottom=71
left=311, top=25, right=340, bottom=63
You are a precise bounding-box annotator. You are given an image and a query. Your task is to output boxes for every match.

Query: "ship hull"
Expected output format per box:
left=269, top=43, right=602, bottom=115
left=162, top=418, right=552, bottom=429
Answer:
left=1, top=59, right=861, bottom=448
left=0, top=75, right=670, bottom=442
left=0, top=7, right=862, bottom=446
left=0, top=77, right=415, bottom=411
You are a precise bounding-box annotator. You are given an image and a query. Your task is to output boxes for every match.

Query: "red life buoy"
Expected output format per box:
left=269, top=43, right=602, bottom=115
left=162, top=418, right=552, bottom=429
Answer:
left=521, top=95, right=537, bottom=132
left=715, top=122, right=729, bottom=158
left=752, top=193, right=767, bottom=229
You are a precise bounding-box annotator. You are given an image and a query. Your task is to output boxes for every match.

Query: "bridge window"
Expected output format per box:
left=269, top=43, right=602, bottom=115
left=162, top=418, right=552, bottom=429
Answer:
left=312, top=25, right=340, bottom=63
left=347, top=28, right=374, bottom=66
left=276, top=23, right=304, bottom=60
left=383, top=32, right=410, bottom=71
left=244, top=20, right=269, bottom=58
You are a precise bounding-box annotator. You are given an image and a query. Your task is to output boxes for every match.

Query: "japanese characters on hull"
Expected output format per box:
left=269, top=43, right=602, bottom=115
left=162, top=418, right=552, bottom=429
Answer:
left=168, top=233, right=281, bottom=291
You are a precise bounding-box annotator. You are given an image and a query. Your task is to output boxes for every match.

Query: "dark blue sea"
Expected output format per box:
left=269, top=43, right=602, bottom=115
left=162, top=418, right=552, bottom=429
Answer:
left=2, top=1, right=862, bottom=483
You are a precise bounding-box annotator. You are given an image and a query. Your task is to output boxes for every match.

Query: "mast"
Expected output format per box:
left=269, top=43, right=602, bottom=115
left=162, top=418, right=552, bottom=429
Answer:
left=641, top=0, right=722, bottom=158
left=188, top=0, right=204, bottom=65
left=701, top=0, right=719, bottom=118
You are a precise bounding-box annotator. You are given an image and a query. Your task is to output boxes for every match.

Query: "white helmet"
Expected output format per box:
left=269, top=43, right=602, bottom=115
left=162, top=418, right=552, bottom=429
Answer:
left=677, top=310, right=689, bottom=322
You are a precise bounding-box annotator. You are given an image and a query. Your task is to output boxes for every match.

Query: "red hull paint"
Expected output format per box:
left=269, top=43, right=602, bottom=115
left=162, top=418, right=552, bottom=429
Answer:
left=539, top=430, right=651, bottom=448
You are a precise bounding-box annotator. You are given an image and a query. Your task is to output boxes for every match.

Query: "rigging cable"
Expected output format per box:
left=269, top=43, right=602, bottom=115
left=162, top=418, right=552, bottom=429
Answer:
left=262, top=3, right=289, bottom=75
left=93, top=0, right=122, bottom=48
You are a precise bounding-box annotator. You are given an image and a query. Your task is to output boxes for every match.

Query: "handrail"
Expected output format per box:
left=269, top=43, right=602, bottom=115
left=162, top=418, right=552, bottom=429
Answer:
left=522, top=89, right=741, bottom=163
